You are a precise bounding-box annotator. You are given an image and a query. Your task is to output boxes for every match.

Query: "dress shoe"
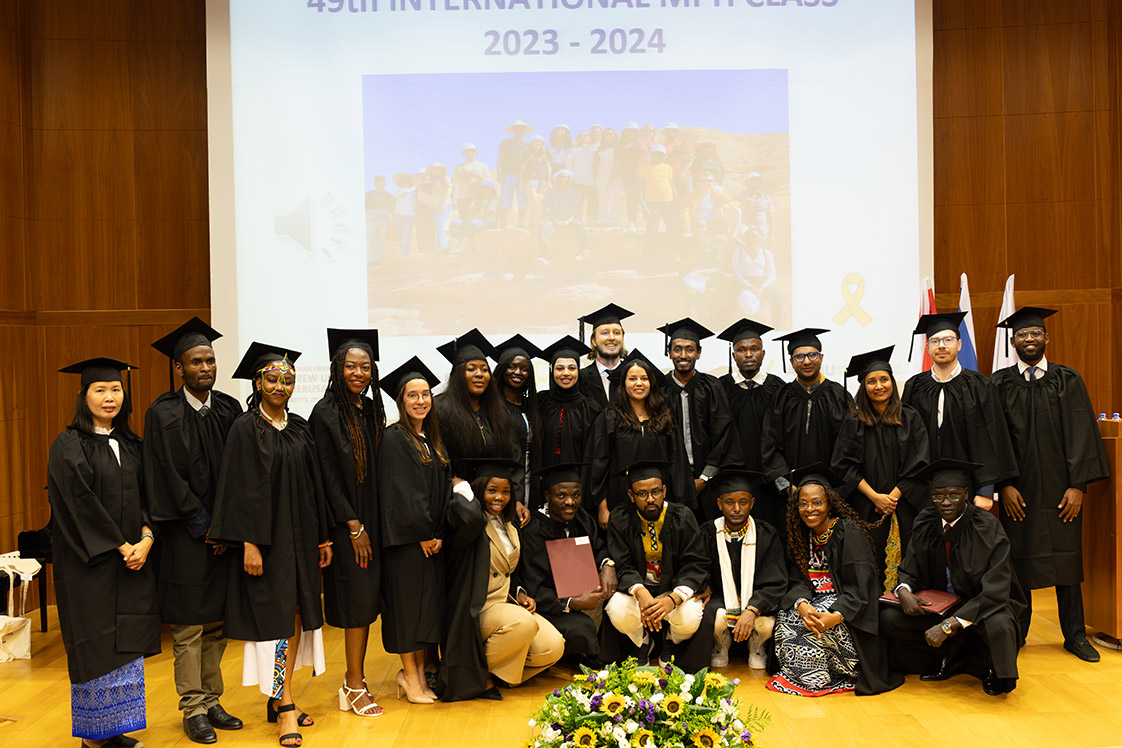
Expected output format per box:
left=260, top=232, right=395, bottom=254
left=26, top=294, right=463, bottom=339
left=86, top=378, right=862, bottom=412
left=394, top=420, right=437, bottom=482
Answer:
left=919, top=656, right=961, bottom=682
left=207, top=704, right=243, bottom=730
left=1064, top=635, right=1101, bottom=663
left=106, top=737, right=143, bottom=748
left=981, top=668, right=1004, bottom=696
left=184, top=715, right=217, bottom=744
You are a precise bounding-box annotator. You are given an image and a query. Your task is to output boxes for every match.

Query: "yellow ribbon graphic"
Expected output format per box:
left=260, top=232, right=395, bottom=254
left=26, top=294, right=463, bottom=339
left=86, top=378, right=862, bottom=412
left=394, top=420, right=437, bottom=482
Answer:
left=832, top=272, right=873, bottom=327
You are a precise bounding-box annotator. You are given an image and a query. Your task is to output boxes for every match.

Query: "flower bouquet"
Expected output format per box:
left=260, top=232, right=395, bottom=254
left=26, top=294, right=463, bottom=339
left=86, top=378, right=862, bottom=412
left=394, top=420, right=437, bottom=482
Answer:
left=527, top=659, right=770, bottom=748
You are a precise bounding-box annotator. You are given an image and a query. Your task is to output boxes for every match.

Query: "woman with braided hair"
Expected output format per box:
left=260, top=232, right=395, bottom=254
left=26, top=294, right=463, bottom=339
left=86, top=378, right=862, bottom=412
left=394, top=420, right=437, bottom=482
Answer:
left=767, top=464, right=903, bottom=698
left=309, top=329, right=386, bottom=718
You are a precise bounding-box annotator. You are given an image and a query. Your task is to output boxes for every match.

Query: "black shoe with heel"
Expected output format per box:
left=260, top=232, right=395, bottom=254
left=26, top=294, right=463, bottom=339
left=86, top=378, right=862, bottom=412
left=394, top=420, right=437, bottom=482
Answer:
left=267, top=698, right=312, bottom=727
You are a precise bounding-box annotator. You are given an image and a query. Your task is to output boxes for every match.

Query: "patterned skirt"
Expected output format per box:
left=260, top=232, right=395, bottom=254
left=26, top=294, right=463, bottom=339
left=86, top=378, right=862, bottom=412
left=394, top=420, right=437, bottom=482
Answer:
left=71, top=657, right=146, bottom=739
left=767, top=590, right=859, bottom=697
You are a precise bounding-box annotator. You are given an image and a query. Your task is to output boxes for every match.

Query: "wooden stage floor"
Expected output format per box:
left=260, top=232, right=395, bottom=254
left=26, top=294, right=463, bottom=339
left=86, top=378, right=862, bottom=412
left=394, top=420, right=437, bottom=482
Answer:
left=2, top=590, right=1122, bottom=747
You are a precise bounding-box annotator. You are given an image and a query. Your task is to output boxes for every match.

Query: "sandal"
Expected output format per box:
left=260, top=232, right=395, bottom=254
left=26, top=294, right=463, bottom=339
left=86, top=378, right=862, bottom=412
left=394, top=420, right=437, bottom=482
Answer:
left=267, top=697, right=313, bottom=727
left=339, top=682, right=385, bottom=717
left=275, top=703, right=302, bottom=747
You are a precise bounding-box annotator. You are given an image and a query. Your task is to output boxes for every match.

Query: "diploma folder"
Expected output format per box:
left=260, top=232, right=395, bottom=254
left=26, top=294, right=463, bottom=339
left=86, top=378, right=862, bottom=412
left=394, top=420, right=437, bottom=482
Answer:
left=545, top=536, right=601, bottom=599
left=879, top=589, right=961, bottom=615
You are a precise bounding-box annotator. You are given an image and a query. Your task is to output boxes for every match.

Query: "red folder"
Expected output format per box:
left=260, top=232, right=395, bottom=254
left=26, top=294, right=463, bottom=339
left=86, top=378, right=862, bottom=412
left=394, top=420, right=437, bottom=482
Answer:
left=879, top=589, right=961, bottom=615
left=545, top=536, right=601, bottom=599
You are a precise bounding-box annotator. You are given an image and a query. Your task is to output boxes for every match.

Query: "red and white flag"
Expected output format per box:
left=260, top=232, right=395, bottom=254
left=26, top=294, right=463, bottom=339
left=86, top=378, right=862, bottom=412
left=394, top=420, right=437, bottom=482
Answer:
left=910, top=277, right=935, bottom=374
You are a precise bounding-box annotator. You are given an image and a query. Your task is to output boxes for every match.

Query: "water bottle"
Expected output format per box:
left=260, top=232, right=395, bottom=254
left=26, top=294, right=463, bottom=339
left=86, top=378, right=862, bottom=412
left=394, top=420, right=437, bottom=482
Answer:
left=1114, top=413, right=1121, bottom=421
left=1100, top=414, right=1107, bottom=420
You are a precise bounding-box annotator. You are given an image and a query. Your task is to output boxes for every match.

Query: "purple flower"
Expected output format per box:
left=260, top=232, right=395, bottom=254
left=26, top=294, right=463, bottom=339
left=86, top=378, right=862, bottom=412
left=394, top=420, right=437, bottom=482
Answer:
left=664, top=663, right=674, bottom=675
left=613, top=714, right=623, bottom=723
left=741, top=730, right=753, bottom=742
left=658, top=679, right=668, bottom=689
left=553, top=689, right=561, bottom=697
left=590, top=694, right=602, bottom=709
left=552, top=723, right=562, bottom=732
left=732, top=679, right=740, bottom=686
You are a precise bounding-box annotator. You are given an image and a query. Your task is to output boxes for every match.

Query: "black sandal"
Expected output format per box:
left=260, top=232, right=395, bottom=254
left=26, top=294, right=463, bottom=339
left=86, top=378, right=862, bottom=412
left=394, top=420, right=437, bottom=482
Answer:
left=275, top=703, right=302, bottom=747
left=267, top=697, right=313, bottom=726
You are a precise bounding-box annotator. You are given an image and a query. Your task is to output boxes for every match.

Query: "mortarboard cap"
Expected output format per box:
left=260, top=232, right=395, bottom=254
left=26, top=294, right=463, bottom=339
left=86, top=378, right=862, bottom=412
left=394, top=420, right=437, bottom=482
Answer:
left=717, top=318, right=774, bottom=345
left=59, top=357, right=136, bottom=388
left=995, top=306, right=1057, bottom=333
left=327, top=328, right=379, bottom=361
left=845, top=345, right=895, bottom=381
left=462, top=457, right=523, bottom=483
left=615, top=459, right=673, bottom=486
left=776, top=327, right=829, bottom=355
left=493, top=334, right=544, bottom=364
left=657, top=317, right=714, bottom=356
left=789, top=462, right=842, bottom=490
left=541, top=335, right=591, bottom=365
left=380, top=356, right=440, bottom=398
left=151, top=317, right=222, bottom=362
left=578, top=303, right=633, bottom=342
left=539, top=461, right=587, bottom=491
left=436, top=328, right=496, bottom=366
left=619, top=348, right=658, bottom=373
left=231, top=343, right=301, bottom=381
left=913, top=458, right=982, bottom=490
left=913, top=312, right=967, bottom=338
left=711, top=468, right=766, bottom=497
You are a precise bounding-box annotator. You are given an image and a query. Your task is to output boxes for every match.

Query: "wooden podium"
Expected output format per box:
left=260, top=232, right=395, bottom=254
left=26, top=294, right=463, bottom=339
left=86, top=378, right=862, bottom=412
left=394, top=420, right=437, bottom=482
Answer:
left=1084, top=420, right=1121, bottom=638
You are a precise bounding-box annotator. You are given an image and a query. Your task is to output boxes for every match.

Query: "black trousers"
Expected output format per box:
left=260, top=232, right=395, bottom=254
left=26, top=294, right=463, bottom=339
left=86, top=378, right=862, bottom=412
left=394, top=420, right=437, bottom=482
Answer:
left=1019, top=584, right=1086, bottom=644
left=880, top=605, right=1021, bottom=680
left=544, top=610, right=601, bottom=664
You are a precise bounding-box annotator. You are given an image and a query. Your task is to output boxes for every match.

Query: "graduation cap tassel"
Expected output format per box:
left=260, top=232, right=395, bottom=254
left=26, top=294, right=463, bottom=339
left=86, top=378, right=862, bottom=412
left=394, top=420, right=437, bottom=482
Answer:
left=579, top=320, right=585, bottom=344
left=125, top=366, right=133, bottom=417
left=663, top=325, right=670, bottom=357
left=728, top=344, right=733, bottom=376
left=168, top=359, right=174, bottom=393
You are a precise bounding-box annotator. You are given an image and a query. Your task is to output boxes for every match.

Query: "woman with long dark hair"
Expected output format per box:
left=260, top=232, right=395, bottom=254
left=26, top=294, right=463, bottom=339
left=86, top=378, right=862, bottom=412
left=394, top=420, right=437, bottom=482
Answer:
left=49, top=358, right=159, bottom=748
left=492, top=335, right=543, bottom=511
left=309, top=329, right=386, bottom=718
left=832, top=347, right=929, bottom=592
left=210, top=343, right=333, bottom=748
left=377, top=356, right=452, bottom=705
left=586, top=350, right=680, bottom=528
left=768, top=465, right=901, bottom=697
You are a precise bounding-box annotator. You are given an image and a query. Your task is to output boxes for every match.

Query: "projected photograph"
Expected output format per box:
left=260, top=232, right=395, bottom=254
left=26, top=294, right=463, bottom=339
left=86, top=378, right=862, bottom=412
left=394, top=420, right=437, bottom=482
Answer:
left=361, top=69, right=791, bottom=335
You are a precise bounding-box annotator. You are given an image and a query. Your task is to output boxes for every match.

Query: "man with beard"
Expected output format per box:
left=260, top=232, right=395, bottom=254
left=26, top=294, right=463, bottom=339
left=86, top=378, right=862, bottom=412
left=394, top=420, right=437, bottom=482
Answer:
left=577, top=303, right=634, bottom=411
left=990, top=307, right=1109, bottom=661
left=658, top=317, right=740, bottom=519
left=717, top=318, right=785, bottom=531
left=145, top=318, right=244, bottom=743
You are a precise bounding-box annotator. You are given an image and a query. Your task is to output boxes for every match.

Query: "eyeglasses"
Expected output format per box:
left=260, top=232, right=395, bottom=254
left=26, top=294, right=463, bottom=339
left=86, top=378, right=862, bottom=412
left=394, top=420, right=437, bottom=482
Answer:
left=797, top=499, right=827, bottom=509
left=928, top=335, right=958, bottom=347
left=791, top=352, right=820, bottom=363
left=1013, top=329, right=1045, bottom=341
left=404, top=391, right=432, bottom=401
left=632, top=487, right=665, bottom=501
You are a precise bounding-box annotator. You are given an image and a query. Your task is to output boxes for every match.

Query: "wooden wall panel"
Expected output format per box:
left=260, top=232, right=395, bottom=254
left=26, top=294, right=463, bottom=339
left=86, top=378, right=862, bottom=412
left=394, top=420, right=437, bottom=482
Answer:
left=0, top=119, right=24, bottom=219
left=0, top=25, right=20, bottom=124
left=128, top=41, right=206, bottom=130
left=1002, top=22, right=1094, bottom=116
left=933, top=27, right=1004, bottom=117
left=29, top=130, right=137, bottom=220
left=29, top=220, right=138, bottom=310
left=135, top=219, right=210, bottom=309
left=27, top=39, right=132, bottom=130
left=1004, top=112, right=1097, bottom=203
left=934, top=116, right=1006, bottom=205
left=133, top=131, right=209, bottom=219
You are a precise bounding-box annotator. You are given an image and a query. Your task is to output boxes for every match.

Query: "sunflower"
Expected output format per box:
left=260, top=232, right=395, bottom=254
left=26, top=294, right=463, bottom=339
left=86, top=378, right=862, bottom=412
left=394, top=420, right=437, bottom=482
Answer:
left=705, top=672, right=729, bottom=690
left=601, top=693, right=627, bottom=716
left=692, top=728, right=722, bottom=748
left=632, top=729, right=655, bottom=747
left=662, top=694, right=685, bottom=718
left=573, top=726, right=599, bottom=747
left=632, top=670, right=658, bottom=687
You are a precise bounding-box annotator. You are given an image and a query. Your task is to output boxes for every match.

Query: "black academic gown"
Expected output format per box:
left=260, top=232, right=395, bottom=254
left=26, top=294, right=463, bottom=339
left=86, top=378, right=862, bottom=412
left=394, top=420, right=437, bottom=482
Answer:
left=991, top=364, right=1109, bottom=588
left=537, top=386, right=598, bottom=470
left=310, top=394, right=382, bottom=629
left=761, top=379, right=854, bottom=484
left=901, top=368, right=1019, bottom=492
left=663, top=371, right=742, bottom=517
left=434, top=485, right=490, bottom=701
left=895, top=505, right=1026, bottom=679
left=781, top=519, right=903, bottom=695
left=604, top=503, right=709, bottom=670
left=518, top=509, right=609, bottom=659
left=210, top=411, right=331, bottom=641
left=144, top=388, right=241, bottom=626
left=505, top=400, right=533, bottom=507
left=48, top=428, right=161, bottom=684
left=586, top=409, right=683, bottom=511
left=702, top=518, right=787, bottom=616
left=377, top=426, right=451, bottom=653
left=434, top=394, right=504, bottom=480
left=578, top=362, right=613, bottom=413
left=831, top=406, right=930, bottom=564
left=720, top=372, right=786, bottom=531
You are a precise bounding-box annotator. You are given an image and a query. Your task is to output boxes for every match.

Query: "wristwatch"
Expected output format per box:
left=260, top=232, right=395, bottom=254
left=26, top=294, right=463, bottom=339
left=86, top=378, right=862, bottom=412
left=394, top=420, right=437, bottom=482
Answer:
left=940, top=619, right=955, bottom=635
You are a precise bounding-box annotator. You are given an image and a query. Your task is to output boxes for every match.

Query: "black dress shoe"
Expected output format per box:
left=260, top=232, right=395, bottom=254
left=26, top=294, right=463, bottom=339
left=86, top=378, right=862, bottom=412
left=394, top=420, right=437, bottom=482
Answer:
left=1064, top=635, right=1101, bottom=663
left=185, top=714, right=218, bottom=744
left=981, top=668, right=1004, bottom=696
left=479, top=686, right=503, bottom=701
left=919, top=656, right=961, bottom=682
left=207, top=704, right=244, bottom=730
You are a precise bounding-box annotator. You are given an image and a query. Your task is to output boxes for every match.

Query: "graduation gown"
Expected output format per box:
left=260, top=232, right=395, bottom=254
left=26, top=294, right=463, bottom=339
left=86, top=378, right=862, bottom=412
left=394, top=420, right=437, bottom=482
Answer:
left=310, top=394, right=382, bottom=629
left=761, top=379, right=854, bottom=484
left=901, top=368, right=1018, bottom=490
left=831, top=406, right=930, bottom=557
left=143, top=388, right=241, bottom=626
left=537, top=387, right=598, bottom=470
left=48, top=428, right=161, bottom=684
left=210, top=411, right=330, bottom=642
left=991, top=364, right=1109, bottom=588
left=434, top=394, right=504, bottom=480
left=586, top=409, right=684, bottom=511
left=702, top=518, right=787, bottom=617
left=578, top=362, right=613, bottom=412
left=896, top=505, right=1026, bottom=679
left=377, top=426, right=451, bottom=652
left=663, top=371, right=742, bottom=495
left=720, top=372, right=786, bottom=531
left=435, top=485, right=490, bottom=702
left=780, top=519, right=903, bottom=695
left=505, top=400, right=533, bottom=506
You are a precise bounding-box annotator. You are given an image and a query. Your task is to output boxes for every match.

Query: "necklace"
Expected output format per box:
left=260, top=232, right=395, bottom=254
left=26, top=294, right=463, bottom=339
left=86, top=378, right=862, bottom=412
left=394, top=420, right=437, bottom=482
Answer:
left=721, top=523, right=749, bottom=540
left=261, top=409, right=288, bottom=431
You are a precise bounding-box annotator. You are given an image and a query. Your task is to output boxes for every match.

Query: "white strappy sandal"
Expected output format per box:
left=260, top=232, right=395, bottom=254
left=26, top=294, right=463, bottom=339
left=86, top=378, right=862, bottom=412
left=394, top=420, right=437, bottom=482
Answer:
left=338, top=682, right=385, bottom=717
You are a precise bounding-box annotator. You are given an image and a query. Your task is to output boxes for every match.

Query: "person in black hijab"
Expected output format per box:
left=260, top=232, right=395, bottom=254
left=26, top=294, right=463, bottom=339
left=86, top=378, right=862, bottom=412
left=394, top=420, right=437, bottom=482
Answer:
left=901, top=312, right=1018, bottom=510
left=658, top=318, right=741, bottom=520
left=145, top=319, right=243, bottom=743
left=882, top=459, right=1027, bottom=696
left=761, top=328, right=855, bottom=500
left=492, top=334, right=543, bottom=512
left=309, top=328, right=387, bottom=717
left=717, top=318, right=785, bottom=531
left=518, top=462, right=618, bottom=666
left=831, top=346, right=930, bottom=592
left=576, top=303, right=634, bottom=411
left=50, top=358, right=159, bottom=748
left=209, top=344, right=332, bottom=748
left=536, top=336, right=598, bottom=507
left=990, top=307, right=1109, bottom=661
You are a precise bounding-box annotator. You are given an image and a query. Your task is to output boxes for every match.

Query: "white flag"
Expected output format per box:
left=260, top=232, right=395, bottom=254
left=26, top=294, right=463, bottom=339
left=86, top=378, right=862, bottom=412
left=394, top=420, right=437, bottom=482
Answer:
left=992, top=274, right=1019, bottom=372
